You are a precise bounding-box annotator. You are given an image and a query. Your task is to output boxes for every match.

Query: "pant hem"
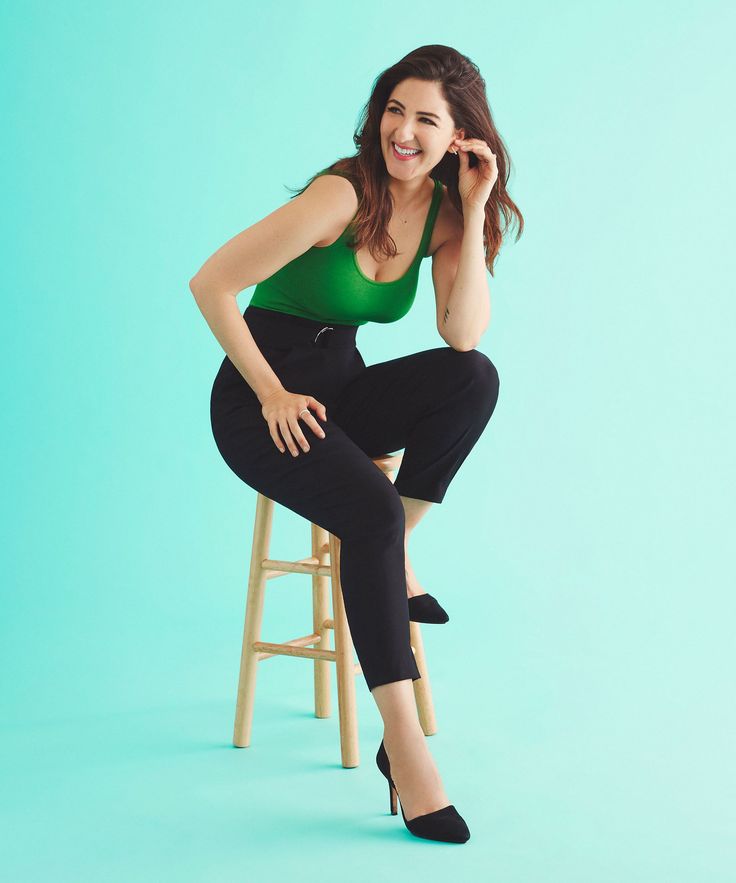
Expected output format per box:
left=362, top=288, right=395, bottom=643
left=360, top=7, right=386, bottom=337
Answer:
left=367, top=670, right=422, bottom=693
left=393, top=483, right=445, bottom=505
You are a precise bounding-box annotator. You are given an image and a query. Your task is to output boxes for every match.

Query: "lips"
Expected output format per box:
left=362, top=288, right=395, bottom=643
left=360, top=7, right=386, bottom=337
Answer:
left=391, top=141, right=422, bottom=161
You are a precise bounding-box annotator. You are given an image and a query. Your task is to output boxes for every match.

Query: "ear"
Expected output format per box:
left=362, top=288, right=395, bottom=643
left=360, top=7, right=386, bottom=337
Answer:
left=448, top=127, right=466, bottom=155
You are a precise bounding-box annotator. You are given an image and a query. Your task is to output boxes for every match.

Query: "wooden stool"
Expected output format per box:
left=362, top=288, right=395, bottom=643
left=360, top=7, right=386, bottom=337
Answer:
left=232, top=451, right=438, bottom=768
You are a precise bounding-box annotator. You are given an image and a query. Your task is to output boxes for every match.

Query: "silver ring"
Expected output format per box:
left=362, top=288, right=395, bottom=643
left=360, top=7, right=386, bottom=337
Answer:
left=299, top=409, right=309, bottom=417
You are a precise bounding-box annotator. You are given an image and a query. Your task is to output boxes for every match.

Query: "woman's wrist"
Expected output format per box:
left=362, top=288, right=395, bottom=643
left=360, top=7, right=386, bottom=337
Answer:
left=461, top=203, right=486, bottom=226
left=256, top=381, right=285, bottom=405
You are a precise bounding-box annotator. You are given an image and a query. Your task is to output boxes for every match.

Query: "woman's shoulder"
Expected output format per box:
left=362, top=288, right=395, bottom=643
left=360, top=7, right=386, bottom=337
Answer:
left=307, top=172, right=360, bottom=248
left=310, top=169, right=359, bottom=212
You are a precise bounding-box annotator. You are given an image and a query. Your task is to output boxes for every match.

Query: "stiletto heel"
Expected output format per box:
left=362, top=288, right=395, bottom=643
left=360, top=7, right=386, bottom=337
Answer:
left=375, top=738, right=470, bottom=843
left=388, top=779, right=398, bottom=815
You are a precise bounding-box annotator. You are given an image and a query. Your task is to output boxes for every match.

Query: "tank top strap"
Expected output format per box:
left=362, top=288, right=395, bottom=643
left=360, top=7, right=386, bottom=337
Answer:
left=313, top=170, right=442, bottom=262
left=418, top=177, right=444, bottom=259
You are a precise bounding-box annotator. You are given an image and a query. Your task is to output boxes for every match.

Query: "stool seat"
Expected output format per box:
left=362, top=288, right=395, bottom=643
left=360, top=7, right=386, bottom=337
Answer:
left=232, top=451, right=438, bottom=768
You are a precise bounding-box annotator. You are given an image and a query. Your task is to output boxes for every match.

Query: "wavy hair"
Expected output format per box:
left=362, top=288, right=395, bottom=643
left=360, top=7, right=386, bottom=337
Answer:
left=287, top=44, right=523, bottom=277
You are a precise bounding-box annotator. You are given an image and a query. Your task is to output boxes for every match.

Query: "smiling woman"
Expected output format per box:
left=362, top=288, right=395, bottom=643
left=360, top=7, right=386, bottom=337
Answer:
left=287, top=50, right=524, bottom=285
left=190, top=43, right=516, bottom=847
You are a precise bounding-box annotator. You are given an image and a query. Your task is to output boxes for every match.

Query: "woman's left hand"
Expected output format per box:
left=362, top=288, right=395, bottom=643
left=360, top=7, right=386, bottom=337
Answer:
left=453, top=138, right=498, bottom=210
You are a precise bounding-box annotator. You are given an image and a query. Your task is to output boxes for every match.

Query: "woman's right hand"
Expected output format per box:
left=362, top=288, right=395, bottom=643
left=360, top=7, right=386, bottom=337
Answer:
left=259, top=388, right=327, bottom=456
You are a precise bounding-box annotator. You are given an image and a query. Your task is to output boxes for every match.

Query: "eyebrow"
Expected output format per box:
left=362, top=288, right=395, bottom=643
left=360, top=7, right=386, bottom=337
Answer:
left=387, top=99, right=441, bottom=120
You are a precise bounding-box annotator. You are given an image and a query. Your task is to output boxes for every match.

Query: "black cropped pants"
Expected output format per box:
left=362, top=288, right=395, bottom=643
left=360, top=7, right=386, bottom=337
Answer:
left=210, top=305, right=500, bottom=692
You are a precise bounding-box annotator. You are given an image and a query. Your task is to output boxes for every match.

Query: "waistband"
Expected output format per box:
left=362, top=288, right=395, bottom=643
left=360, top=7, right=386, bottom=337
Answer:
left=243, top=305, right=359, bottom=349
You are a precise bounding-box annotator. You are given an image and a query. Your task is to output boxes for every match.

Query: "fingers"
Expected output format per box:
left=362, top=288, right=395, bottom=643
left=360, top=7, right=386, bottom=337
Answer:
left=299, top=398, right=328, bottom=447
left=455, top=138, right=496, bottom=163
left=287, top=413, right=311, bottom=454
left=268, top=419, right=286, bottom=454
left=303, top=412, right=326, bottom=441
left=267, top=417, right=286, bottom=454
left=308, top=396, right=328, bottom=425
left=270, top=398, right=329, bottom=457
left=265, top=412, right=299, bottom=456
left=270, top=415, right=299, bottom=457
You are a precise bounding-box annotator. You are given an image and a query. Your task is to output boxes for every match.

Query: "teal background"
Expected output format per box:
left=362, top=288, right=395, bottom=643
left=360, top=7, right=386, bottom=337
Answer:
left=2, top=0, right=734, bottom=879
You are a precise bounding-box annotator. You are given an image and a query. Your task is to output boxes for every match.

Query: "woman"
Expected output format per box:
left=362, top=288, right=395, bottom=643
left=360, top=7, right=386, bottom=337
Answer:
left=190, top=44, right=523, bottom=843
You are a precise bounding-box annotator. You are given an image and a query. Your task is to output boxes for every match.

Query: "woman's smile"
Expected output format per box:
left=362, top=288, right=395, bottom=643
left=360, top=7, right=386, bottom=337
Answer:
left=391, top=141, right=423, bottom=161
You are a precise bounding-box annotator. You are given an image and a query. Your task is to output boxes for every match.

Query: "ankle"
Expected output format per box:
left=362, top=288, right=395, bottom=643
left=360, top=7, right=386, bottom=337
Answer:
left=383, top=720, right=425, bottom=748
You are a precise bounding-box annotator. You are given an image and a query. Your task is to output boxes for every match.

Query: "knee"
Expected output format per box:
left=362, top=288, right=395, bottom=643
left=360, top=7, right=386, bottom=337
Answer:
left=467, top=349, right=499, bottom=387
left=345, top=483, right=406, bottom=541
left=451, top=349, right=500, bottom=405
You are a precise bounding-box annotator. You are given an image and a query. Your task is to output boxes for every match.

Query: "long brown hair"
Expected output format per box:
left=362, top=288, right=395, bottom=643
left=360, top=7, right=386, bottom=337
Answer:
left=287, top=44, right=524, bottom=277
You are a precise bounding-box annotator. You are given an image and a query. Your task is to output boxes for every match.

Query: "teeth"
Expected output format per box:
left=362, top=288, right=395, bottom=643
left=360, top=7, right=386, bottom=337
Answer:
left=394, top=143, right=420, bottom=155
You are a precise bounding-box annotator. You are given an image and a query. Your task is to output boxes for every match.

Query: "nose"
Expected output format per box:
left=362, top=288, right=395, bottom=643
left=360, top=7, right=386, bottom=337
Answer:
left=394, top=129, right=415, bottom=144
left=391, top=122, right=416, bottom=143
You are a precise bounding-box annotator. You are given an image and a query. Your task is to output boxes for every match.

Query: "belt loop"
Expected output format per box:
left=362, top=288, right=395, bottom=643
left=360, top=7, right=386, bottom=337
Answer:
left=313, top=326, right=334, bottom=347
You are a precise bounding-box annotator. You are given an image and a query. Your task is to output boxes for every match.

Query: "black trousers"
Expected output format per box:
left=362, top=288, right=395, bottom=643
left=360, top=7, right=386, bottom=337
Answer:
left=210, top=305, right=500, bottom=692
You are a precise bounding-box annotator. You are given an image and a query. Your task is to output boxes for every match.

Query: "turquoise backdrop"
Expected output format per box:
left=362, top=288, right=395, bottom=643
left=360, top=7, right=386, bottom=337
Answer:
left=2, top=0, right=733, bottom=879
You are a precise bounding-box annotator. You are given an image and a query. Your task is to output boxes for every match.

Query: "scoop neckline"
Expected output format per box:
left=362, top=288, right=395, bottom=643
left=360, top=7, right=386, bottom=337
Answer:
left=351, top=177, right=443, bottom=286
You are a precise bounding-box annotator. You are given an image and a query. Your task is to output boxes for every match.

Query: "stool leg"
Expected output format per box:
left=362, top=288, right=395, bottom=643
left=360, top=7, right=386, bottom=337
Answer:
left=381, top=459, right=438, bottom=737
left=311, top=523, right=332, bottom=719
left=328, top=533, right=360, bottom=768
left=409, top=621, right=438, bottom=736
left=233, top=493, right=274, bottom=748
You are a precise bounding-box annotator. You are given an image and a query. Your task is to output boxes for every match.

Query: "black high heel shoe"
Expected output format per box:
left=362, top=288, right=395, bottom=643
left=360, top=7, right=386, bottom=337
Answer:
left=375, top=739, right=470, bottom=843
left=408, top=593, right=449, bottom=624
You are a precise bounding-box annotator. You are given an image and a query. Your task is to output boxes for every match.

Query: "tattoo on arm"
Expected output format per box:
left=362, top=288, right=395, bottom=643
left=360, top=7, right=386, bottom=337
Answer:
left=443, top=306, right=450, bottom=326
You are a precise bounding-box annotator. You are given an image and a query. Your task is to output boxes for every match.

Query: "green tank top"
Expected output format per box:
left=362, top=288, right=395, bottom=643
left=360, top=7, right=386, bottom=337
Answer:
left=247, top=173, right=444, bottom=326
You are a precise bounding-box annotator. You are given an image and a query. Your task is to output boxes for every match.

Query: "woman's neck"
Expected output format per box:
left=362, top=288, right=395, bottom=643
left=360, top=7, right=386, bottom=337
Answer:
left=387, top=175, right=433, bottom=216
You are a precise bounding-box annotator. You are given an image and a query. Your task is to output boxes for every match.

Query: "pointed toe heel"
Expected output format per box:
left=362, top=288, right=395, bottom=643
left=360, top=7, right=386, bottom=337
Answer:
left=375, top=739, right=470, bottom=843
left=407, top=593, right=450, bottom=624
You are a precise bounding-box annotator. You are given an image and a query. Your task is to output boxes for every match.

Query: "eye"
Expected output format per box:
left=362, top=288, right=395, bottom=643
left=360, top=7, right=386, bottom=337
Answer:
left=386, top=106, right=437, bottom=126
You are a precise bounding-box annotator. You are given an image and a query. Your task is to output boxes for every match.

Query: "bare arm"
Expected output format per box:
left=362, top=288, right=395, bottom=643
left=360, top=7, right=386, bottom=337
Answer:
left=189, top=174, right=359, bottom=403
left=431, top=208, right=490, bottom=351
left=189, top=292, right=285, bottom=404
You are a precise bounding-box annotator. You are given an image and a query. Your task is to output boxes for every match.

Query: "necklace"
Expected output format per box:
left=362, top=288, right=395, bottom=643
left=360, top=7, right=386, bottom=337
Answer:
left=393, top=180, right=432, bottom=225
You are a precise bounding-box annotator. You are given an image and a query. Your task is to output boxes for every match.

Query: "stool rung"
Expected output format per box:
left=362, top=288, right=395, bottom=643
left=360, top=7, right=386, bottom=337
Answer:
left=233, top=464, right=440, bottom=765
left=254, top=637, right=338, bottom=663
left=253, top=638, right=364, bottom=677
left=261, top=556, right=332, bottom=579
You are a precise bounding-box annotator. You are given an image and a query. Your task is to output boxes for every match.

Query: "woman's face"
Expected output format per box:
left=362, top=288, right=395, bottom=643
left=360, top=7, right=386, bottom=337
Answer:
left=380, top=77, right=464, bottom=180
